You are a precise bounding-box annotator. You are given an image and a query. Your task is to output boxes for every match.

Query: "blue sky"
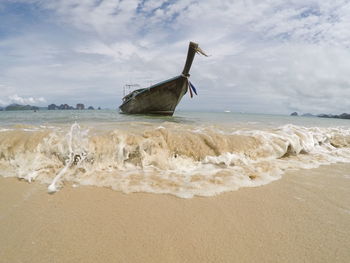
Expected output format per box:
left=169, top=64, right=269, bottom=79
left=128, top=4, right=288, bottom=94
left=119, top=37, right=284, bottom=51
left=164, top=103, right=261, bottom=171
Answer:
left=1, top=0, right=350, bottom=114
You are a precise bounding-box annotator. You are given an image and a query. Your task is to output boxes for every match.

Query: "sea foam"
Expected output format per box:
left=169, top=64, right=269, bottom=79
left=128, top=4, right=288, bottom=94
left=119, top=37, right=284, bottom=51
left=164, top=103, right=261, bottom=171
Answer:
left=0, top=122, right=350, bottom=198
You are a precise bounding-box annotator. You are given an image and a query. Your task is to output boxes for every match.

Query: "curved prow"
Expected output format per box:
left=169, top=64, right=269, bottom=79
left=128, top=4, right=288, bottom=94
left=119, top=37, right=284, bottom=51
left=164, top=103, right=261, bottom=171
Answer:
left=182, top=42, right=207, bottom=77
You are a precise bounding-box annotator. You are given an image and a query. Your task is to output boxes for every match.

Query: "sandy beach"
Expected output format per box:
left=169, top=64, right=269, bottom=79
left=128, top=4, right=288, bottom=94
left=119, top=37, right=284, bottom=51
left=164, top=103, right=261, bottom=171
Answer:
left=2, top=0, right=350, bottom=262
left=1, top=163, right=349, bottom=263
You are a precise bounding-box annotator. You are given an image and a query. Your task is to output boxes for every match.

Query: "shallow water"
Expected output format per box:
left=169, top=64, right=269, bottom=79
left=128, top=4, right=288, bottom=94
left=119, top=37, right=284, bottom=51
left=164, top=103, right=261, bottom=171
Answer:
left=1, top=109, right=350, bottom=127
left=1, top=110, right=350, bottom=197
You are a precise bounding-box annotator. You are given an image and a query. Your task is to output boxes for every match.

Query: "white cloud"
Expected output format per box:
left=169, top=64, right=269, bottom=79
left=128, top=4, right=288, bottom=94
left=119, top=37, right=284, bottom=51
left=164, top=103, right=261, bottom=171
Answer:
left=5, top=94, right=46, bottom=106
left=0, top=92, right=46, bottom=106
left=1, top=0, right=350, bottom=113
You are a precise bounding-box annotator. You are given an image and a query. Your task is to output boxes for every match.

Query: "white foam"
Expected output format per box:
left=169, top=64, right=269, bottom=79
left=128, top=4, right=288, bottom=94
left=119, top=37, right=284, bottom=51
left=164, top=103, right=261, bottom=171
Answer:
left=0, top=128, right=12, bottom=132
left=47, top=122, right=88, bottom=193
left=1, top=122, right=350, bottom=198
left=23, top=128, right=39, bottom=132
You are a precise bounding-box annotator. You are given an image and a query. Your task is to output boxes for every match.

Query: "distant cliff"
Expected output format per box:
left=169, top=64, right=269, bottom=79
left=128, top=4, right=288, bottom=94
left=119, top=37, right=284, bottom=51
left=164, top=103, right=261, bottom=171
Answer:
left=48, top=103, right=98, bottom=110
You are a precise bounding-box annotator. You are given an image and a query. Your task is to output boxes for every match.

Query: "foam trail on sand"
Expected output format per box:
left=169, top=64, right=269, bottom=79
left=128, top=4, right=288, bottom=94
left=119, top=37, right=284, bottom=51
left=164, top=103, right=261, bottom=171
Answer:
left=48, top=123, right=87, bottom=193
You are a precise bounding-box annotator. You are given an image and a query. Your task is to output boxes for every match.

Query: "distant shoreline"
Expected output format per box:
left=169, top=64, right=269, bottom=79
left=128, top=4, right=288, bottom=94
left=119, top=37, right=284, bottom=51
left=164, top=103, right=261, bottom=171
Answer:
left=0, top=103, right=101, bottom=111
left=290, top=111, right=350, bottom=120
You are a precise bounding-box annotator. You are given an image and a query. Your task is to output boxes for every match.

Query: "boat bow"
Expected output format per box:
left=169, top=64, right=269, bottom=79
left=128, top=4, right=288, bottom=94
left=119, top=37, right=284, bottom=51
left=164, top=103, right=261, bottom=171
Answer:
left=182, top=42, right=208, bottom=77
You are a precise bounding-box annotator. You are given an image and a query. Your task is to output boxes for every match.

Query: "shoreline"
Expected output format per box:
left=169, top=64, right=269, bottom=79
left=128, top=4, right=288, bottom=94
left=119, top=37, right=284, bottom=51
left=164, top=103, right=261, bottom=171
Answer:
left=1, top=163, right=350, bottom=262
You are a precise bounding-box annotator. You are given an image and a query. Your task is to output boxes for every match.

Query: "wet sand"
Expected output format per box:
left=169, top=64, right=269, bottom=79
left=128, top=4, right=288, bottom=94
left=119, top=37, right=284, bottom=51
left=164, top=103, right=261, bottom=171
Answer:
left=1, top=163, right=350, bottom=263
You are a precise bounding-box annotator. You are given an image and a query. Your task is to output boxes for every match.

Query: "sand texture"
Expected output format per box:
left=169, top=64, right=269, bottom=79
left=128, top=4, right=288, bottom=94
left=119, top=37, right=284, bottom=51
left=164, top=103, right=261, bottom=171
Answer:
left=1, top=163, right=350, bottom=263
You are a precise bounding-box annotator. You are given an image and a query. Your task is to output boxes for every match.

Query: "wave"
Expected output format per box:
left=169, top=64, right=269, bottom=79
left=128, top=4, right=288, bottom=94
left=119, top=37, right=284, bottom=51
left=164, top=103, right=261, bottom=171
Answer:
left=1, top=122, right=350, bottom=198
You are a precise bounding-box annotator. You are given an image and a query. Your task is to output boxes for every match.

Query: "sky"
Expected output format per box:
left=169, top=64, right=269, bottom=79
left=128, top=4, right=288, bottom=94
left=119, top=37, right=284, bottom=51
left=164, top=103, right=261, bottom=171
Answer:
left=0, top=0, right=350, bottom=114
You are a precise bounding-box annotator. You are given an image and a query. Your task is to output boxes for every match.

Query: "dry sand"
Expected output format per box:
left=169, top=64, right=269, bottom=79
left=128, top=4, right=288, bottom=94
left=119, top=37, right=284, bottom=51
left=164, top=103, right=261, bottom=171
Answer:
left=1, top=163, right=350, bottom=263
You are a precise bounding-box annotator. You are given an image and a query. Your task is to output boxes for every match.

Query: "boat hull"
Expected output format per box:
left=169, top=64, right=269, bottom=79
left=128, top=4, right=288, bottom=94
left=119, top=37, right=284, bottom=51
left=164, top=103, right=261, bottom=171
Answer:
left=119, top=76, right=188, bottom=116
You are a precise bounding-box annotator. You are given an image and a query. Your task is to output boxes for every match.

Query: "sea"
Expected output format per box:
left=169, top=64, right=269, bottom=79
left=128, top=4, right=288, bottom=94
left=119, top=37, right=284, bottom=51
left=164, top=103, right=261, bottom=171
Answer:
left=1, top=109, right=350, bottom=198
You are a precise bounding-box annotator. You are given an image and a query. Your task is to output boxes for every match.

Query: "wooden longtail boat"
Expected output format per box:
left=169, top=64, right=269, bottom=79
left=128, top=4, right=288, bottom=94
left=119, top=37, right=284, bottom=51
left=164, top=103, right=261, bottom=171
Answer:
left=119, top=42, right=207, bottom=116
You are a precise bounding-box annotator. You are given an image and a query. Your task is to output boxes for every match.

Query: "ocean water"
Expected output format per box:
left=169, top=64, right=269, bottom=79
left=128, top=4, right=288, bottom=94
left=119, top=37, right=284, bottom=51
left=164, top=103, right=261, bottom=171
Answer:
left=1, top=110, right=350, bottom=198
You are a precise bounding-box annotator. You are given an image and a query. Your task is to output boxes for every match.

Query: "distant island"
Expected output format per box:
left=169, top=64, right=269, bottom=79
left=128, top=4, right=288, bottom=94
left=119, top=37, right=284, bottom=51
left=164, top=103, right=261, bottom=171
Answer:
left=290, top=112, right=350, bottom=120
left=0, top=103, right=101, bottom=111
left=1, top=104, right=40, bottom=111
left=318, top=113, right=350, bottom=119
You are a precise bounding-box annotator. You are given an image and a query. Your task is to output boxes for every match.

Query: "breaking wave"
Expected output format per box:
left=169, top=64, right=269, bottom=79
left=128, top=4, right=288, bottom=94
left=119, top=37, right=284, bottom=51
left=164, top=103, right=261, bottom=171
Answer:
left=1, top=122, right=350, bottom=198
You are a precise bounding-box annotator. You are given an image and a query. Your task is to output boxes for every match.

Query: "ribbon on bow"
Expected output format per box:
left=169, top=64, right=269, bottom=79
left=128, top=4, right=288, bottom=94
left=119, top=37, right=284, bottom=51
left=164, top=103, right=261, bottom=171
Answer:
left=188, top=81, right=198, bottom=98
